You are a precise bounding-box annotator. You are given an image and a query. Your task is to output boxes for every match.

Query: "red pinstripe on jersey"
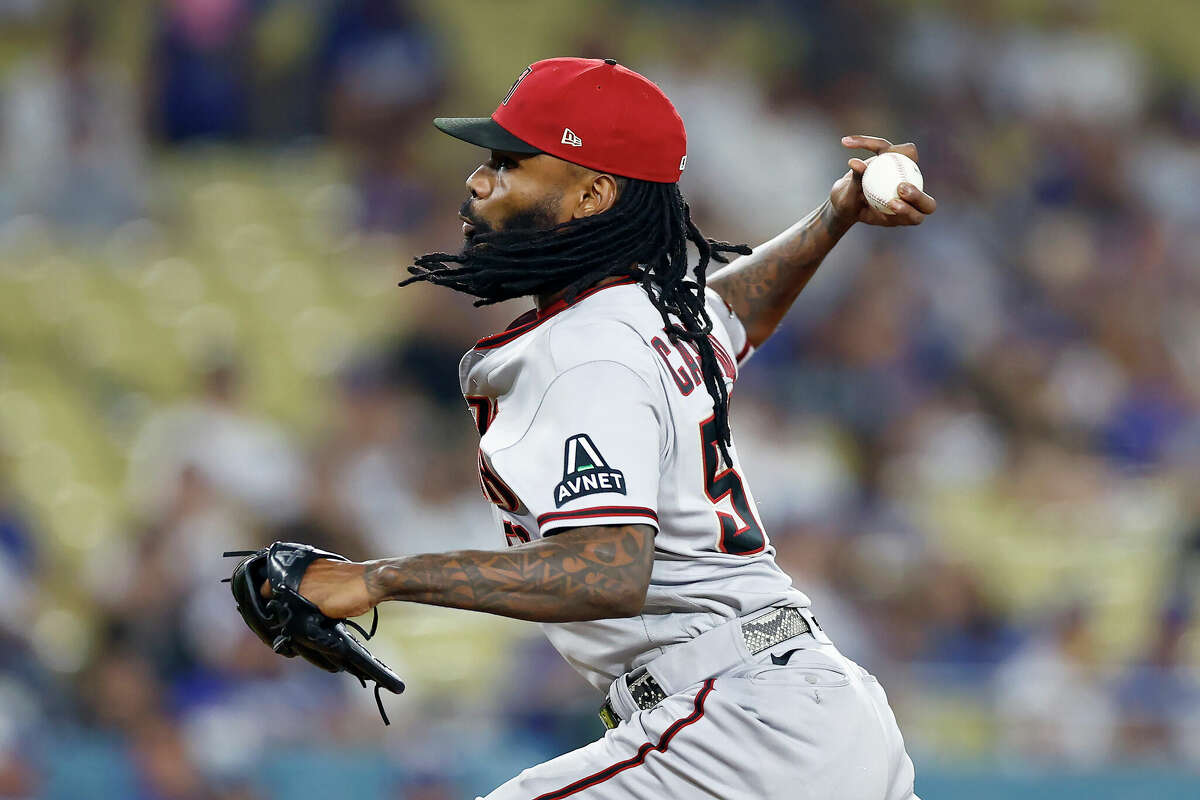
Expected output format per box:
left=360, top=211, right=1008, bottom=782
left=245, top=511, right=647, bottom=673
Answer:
left=530, top=679, right=716, bottom=800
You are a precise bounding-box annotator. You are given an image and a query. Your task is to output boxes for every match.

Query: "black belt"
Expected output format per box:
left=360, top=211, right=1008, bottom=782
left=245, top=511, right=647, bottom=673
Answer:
left=599, top=607, right=819, bottom=729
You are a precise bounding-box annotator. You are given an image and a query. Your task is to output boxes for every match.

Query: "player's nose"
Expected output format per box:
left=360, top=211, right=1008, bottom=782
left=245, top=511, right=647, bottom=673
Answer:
left=466, top=165, right=492, bottom=200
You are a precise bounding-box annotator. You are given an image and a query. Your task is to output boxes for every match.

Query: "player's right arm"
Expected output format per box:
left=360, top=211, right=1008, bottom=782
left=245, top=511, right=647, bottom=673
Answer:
left=707, top=135, right=936, bottom=350
left=283, top=523, right=655, bottom=623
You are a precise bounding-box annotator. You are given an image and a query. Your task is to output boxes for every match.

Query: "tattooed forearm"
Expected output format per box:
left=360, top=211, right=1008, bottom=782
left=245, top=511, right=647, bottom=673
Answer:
left=361, top=524, right=655, bottom=623
left=708, top=198, right=853, bottom=349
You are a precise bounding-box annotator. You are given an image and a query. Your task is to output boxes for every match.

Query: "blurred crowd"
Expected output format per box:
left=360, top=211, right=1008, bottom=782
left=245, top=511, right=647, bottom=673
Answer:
left=1, top=1, right=1199, bottom=798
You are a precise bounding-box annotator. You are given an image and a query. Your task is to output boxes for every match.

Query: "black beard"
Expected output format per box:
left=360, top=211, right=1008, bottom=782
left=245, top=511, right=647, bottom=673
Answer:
left=459, top=197, right=560, bottom=243
left=405, top=203, right=637, bottom=306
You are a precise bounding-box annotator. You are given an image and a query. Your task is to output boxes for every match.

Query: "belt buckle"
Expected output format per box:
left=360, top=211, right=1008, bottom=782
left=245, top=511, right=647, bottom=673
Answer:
left=599, top=669, right=669, bottom=730
left=627, top=670, right=668, bottom=710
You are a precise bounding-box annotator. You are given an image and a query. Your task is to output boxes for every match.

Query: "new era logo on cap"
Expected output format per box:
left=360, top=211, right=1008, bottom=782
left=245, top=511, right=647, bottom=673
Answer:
left=561, top=128, right=583, bottom=147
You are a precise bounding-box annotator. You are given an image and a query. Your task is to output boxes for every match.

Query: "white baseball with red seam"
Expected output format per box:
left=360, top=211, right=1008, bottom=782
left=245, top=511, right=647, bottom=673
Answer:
left=861, top=152, right=923, bottom=214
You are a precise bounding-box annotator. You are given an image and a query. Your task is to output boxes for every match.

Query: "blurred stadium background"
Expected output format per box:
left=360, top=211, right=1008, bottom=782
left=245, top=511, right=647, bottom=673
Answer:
left=0, top=0, right=1198, bottom=798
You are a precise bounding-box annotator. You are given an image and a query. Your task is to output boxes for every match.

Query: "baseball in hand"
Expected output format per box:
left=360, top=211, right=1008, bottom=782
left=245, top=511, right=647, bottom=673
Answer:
left=861, top=152, right=924, bottom=215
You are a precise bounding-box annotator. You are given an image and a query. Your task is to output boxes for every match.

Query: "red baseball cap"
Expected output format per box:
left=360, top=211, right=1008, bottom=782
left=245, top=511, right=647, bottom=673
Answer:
left=434, top=57, right=687, bottom=184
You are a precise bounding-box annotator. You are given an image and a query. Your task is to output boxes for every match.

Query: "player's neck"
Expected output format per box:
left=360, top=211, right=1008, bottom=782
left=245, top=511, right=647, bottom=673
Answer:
left=534, top=274, right=628, bottom=313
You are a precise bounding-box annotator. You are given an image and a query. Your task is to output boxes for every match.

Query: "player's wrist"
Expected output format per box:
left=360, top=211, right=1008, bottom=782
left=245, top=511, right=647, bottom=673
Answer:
left=347, top=560, right=378, bottom=612
left=826, top=192, right=860, bottom=233
left=362, top=558, right=404, bottom=606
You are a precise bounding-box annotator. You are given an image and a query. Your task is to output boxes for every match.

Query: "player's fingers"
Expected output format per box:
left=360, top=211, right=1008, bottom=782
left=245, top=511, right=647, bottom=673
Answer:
left=858, top=208, right=899, bottom=226
left=887, top=142, right=919, bottom=162
left=899, top=183, right=937, bottom=214
left=841, top=135, right=894, bottom=153
left=885, top=198, right=926, bottom=224
left=848, top=157, right=869, bottom=174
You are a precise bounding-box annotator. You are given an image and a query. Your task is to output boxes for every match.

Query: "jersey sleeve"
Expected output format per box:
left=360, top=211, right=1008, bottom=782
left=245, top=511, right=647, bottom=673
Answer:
left=704, top=287, right=754, bottom=365
left=489, top=360, right=663, bottom=536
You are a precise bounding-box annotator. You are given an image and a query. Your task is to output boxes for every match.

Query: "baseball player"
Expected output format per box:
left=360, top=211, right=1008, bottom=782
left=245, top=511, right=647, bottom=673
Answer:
left=292, top=58, right=936, bottom=798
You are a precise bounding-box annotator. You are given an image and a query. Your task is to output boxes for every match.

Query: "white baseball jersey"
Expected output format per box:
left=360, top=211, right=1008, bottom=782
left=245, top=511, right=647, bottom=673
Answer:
left=458, top=277, right=811, bottom=691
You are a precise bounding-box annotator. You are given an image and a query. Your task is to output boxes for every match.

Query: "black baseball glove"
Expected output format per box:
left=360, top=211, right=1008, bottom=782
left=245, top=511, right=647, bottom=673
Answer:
left=223, top=541, right=405, bottom=724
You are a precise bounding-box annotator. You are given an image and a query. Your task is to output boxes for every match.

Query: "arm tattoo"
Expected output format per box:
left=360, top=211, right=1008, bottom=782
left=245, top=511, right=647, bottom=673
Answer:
left=708, top=198, right=852, bottom=349
left=361, top=524, right=655, bottom=623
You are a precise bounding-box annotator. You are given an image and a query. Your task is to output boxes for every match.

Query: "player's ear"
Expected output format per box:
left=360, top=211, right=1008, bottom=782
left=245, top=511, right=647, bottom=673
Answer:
left=572, top=173, right=619, bottom=219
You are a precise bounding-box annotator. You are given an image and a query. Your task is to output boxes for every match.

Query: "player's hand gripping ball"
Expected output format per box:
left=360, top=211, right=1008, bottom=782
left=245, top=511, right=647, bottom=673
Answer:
left=861, top=152, right=924, bottom=215
left=833, top=135, right=936, bottom=227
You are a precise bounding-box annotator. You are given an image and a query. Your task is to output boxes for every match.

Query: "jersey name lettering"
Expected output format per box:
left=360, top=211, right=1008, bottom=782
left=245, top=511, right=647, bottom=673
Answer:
left=651, top=335, right=701, bottom=395
left=652, top=333, right=735, bottom=397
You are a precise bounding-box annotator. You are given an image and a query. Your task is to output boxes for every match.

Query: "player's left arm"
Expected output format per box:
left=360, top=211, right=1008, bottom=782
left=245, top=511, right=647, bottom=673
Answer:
left=269, top=523, right=656, bottom=623
left=708, top=135, right=937, bottom=350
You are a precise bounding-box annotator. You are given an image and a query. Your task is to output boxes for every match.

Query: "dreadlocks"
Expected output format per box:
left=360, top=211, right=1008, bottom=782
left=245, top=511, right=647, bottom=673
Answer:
left=400, top=179, right=752, bottom=462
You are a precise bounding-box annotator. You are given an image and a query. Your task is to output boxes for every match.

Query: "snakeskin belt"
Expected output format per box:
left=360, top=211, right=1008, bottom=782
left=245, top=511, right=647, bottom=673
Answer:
left=598, top=607, right=819, bottom=729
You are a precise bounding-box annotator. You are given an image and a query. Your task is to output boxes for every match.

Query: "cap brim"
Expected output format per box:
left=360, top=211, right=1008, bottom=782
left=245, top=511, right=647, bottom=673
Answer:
left=433, top=117, right=542, bottom=154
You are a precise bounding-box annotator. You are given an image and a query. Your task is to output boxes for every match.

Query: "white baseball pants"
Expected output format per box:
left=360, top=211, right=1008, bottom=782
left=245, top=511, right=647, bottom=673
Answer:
left=481, top=642, right=919, bottom=800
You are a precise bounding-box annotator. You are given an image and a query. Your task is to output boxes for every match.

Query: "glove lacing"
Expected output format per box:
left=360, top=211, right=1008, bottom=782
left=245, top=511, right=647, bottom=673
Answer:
left=344, top=609, right=391, bottom=725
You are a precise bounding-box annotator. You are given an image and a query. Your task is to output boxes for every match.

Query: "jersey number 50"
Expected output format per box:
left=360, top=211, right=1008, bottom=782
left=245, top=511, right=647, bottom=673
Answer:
left=700, top=416, right=767, bottom=556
